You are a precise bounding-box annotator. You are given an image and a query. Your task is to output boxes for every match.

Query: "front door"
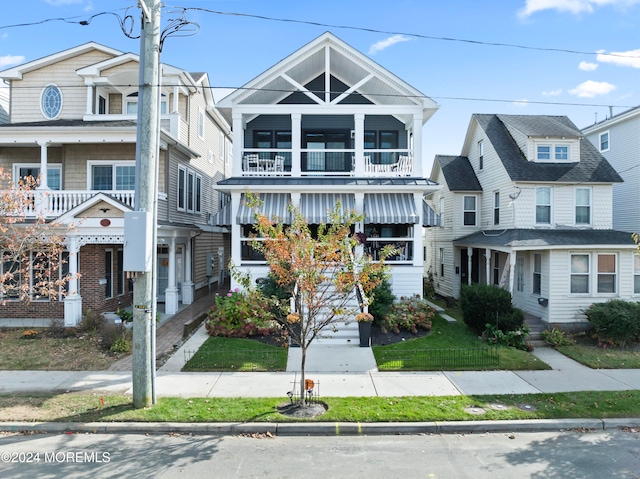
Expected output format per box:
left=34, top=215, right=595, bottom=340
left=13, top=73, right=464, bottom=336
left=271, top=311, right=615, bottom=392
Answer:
left=460, top=248, right=480, bottom=286
left=156, top=250, right=183, bottom=302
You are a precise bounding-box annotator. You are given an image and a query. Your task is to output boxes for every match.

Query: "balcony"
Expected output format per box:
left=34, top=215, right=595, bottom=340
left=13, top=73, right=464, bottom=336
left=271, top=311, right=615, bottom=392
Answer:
left=23, top=190, right=135, bottom=217
left=240, top=149, right=414, bottom=177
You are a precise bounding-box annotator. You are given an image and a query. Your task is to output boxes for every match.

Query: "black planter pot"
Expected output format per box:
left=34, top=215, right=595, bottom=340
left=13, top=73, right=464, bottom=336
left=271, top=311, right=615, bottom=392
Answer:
left=358, top=321, right=372, bottom=347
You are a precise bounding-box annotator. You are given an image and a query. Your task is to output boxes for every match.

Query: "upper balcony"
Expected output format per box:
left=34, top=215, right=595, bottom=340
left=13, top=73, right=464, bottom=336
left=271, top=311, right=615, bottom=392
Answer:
left=239, top=149, right=415, bottom=177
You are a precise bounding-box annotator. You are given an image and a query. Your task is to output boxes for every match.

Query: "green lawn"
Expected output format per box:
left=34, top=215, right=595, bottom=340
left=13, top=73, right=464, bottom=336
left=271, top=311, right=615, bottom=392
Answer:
left=557, top=343, right=640, bottom=369
left=1, top=390, right=639, bottom=423
left=182, top=336, right=288, bottom=372
left=372, top=314, right=550, bottom=371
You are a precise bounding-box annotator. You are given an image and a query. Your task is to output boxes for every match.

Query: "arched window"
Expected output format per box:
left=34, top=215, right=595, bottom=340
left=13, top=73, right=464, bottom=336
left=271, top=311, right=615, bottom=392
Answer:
left=40, top=84, right=62, bottom=119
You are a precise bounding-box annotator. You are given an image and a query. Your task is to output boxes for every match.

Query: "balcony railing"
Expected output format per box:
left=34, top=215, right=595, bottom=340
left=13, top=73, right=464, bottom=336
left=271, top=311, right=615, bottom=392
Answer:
left=23, top=190, right=135, bottom=217
left=241, top=149, right=414, bottom=177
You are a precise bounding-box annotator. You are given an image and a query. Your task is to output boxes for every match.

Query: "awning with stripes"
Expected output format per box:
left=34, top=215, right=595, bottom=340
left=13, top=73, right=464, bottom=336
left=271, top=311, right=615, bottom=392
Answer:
left=209, top=202, right=232, bottom=227
left=364, top=193, right=419, bottom=224
left=300, top=193, right=356, bottom=224
left=422, top=199, right=441, bottom=227
left=236, top=193, right=292, bottom=224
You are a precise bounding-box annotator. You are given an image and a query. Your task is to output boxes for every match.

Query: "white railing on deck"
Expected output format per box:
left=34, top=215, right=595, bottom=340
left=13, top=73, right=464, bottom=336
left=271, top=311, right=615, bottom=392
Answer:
left=23, top=190, right=135, bottom=217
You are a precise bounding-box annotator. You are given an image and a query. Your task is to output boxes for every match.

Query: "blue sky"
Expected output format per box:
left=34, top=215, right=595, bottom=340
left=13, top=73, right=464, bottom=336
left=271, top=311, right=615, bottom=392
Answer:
left=1, top=0, right=639, bottom=172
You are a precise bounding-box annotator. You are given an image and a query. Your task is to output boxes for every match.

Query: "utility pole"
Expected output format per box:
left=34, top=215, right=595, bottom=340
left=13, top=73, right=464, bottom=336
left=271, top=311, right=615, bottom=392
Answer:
left=131, top=0, right=161, bottom=409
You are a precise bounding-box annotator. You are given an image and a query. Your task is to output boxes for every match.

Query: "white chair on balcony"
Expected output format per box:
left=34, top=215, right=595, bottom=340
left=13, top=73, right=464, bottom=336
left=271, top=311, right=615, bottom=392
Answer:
left=243, top=154, right=260, bottom=174
left=272, top=155, right=285, bottom=175
left=393, top=155, right=412, bottom=176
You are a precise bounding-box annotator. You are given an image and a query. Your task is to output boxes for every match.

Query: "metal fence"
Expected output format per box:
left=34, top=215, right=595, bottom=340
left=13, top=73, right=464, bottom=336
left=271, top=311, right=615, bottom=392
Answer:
left=375, top=347, right=499, bottom=370
left=182, top=349, right=287, bottom=372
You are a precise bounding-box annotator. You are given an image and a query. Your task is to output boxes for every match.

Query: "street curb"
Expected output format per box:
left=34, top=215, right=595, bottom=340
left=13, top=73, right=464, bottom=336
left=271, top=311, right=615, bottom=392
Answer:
left=2, top=418, right=640, bottom=436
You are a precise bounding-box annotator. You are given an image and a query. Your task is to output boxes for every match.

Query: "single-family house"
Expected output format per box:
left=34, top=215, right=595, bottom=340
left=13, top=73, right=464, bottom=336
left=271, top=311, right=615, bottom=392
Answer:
left=582, top=105, right=640, bottom=234
left=214, top=32, right=441, bottom=299
left=424, top=114, right=638, bottom=329
left=0, top=42, right=232, bottom=326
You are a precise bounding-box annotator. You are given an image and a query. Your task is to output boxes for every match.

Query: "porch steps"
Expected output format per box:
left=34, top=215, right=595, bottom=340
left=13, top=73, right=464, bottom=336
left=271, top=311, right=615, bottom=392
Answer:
left=524, top=315, right=547, bottom=348
left=313, top=284, right=361, bottom=346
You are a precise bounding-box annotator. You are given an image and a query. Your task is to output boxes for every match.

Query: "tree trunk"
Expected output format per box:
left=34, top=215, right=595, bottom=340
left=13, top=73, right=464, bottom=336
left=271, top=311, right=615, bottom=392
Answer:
left=300, top=344, right=306, bottom=406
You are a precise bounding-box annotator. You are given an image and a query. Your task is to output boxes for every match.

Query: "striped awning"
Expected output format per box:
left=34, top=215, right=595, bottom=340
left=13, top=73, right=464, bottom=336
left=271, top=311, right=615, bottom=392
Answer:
left=300, top=193, right=356, bottom=224
left=422, top=199, right=441, bottom=227
left=236, top=193, right=292, bottom=224
left=364, top=193, right=419, bottom=224
left=210, top=202, right=232, bottom=227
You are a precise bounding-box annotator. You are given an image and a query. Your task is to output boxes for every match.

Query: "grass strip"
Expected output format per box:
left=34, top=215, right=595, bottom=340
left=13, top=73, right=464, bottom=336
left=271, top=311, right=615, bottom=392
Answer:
left=1, top=390, right=638, bottom=423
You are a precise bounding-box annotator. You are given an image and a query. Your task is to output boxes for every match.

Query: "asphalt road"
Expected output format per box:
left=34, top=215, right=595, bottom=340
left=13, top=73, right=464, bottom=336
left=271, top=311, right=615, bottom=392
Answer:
left=1, top=429, right=640, bottom=478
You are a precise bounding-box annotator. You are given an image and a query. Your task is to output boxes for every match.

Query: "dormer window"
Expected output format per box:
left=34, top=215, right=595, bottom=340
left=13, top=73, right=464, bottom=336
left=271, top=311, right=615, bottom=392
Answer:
left=535, top=141, right=572, bottom=162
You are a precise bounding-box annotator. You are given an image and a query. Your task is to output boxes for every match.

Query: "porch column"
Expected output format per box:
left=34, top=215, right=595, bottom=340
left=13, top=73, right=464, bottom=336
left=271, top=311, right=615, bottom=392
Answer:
left=412, top=113, right=423, bottom=177
left=291, top=113, right=302, bottom=176
left=508, top=252, right=516, bottom=294
left=164, top=237, right=179, bottom=315
left=354, top=113, right=364, bottom=176
left=413, top=192, right=423, bottom=266
left=181, top=237, right=194, bottom=305
left=172, top=84, right=179, bottom=113
left=485, top=248, right=492, bottom=285
left=231, top=113, right=244, bottom=176
left=467, top=246, right=473, bottom=285
left=37, top=141, right=49, bottom=189
left=63, top=236, right=82, bottom=326
left=85, top=84, right=93, bottom=115
left=230, top=192, right=242, bottom=290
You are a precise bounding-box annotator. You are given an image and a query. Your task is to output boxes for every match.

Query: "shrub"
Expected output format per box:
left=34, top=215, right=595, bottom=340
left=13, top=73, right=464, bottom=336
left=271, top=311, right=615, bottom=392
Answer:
left=369, top=276, right=395, bottom=323
left=484, top=323, right=530, bottom=350
left=110, top=337, right=132, bottom=354
left=541, top=328, right=574, bottom=347
left=115, top=308, right=133, bottom=323
left=99, top=322, right=128, bottom=351
left=80, top=309, right=105, bottom=333
left=205, top=289, right=279, bottom=338
left=584, top=300, right=640, bottom=347
left=380, top=295, right=435, bottom=334
left=460, top=283, right=522, bottom=335
left=257, top=273, right=294, bottom=302
left=423, top=269, right=436, bottom=299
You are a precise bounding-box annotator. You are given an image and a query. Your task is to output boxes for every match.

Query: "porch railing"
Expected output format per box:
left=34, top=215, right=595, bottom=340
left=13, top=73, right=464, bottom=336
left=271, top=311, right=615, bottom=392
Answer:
left=23, top=190, right=136, bottom=217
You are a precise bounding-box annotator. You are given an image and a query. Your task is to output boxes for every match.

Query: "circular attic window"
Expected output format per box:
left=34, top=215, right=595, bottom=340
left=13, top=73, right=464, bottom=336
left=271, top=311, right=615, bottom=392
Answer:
left=40, top=84, right=63, bottom=119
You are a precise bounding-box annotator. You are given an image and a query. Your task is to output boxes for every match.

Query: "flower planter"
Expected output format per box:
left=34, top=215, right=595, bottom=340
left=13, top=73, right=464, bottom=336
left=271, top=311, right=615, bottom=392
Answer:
left=358, top=321, right=372, bottom=347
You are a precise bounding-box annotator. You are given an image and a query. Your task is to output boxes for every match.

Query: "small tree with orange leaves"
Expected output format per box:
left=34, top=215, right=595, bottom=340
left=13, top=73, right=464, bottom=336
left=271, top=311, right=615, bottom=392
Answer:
left=234, top=191, right=396, bottom=406
left=0, top=169, right=73, bottom=305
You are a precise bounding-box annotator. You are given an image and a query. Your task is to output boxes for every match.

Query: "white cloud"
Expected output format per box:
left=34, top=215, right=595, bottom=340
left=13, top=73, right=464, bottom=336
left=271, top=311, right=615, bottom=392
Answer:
left=513, top=99, right=529, bottom=108
left=569, top=80, right=616, bottom=97
left=542, top=89, right=563, bottom=96
left=579, top=61, right=598, bottom=71
left=0, top=55, right=25, bottom=68
left=596, top=48, right=640, bottom=68
left=518, top=0, right=640, bottom=18
left=45, top=0, right=84, bottom=5
left=368, top=35, right=411, bottom=55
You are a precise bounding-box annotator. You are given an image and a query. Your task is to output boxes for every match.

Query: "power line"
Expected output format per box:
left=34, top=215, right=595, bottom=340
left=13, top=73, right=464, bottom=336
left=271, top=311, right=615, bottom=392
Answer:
left=181, top=7, right=640, bottom=59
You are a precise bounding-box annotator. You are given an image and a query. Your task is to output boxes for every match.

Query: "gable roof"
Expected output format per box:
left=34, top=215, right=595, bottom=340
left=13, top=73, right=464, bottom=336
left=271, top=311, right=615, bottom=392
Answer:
left=474, top=114, right=623, bottom=183
left=582, top=104, right=640, bottom=134
left=435, top=155, right=482, bottom=192
left=0, top=42, right=123, bottom=79
left=217, top=32, right=438, bottom=124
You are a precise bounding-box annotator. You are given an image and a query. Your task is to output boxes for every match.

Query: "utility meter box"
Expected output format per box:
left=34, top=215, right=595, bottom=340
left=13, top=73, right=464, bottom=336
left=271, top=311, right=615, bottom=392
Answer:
left=124, top=211, right=152, bottom=272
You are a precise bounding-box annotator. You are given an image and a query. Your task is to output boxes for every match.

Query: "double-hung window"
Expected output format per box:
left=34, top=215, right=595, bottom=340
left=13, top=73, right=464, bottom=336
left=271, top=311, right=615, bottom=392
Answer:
left=570, top=254, right=590, bottom=293
left=439, top=248, right=444, bottom=277
left=90, top=162, right=135, bottom=191
left=177, top=165, right=202, bottom=214
left=536, top=187, right=551, bottom=224
left=478, top=140, right=484, bottom=170
left=493, top=191, right=500, bottom=226
left=15, top=164, right=62, bottom=190
left=198, top=108, right=205, bottom=139
left=533, top=253, right=542, bottom=295
left=597, top=254, right=616, bottom=294
left=634, top=255, right=640, bottom=295
left=575, top=188, right=591, bottom=225
left=537, top=143, right=571, bottom=161
left=599, top=131, right=609, bottom=152
left=463, top=195, right=477, bottom=226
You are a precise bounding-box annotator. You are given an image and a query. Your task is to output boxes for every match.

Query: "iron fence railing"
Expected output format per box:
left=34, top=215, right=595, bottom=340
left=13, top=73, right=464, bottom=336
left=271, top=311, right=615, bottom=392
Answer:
left=182, top=348, right=287, bottom=372
left=374, top=347, right=499, bottom=370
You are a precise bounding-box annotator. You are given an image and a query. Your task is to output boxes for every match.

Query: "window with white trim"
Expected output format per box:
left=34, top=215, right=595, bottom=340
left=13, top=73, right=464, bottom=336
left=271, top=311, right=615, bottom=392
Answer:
left=536, top=187, right=551, bottom=224
left=493, top=191, right=500, bottom=226
left=14, top=164, right=62, bottom=190
left=439, top=197, right=444, bottom=227
left=177, top=165, right=202, bottom=214
left=462, top=195, right=477, bottom=226
left=439, top=248, right=444, bottom=277
left=225, top=137, right=231, bottom=165
left=599, top=131, right=609, bottom=152
left=597, top=253, right=616, bottom=293
left=575, top=187, right=591, bottom=225
left=536, top=142, right=571, bottom=161
left=219, top=132, right=224, bottom=160
left=478, top=140, right=484, bottom=170
left=117, top=249, right=124, bottom=296
left=41, top=84, right=62, bottom=119
left=570, top=254, right=589, bottom=294
left=516, top=256, right=524, bottom=292
left=493, top=253, right=500, bottom=285
left=198, top=108, right=205, bottom=139
left=533, top=253, right=542, bottom=295
left=634, top=254, right=640, bottom=294
left=89, top=162, right=135, bottom=190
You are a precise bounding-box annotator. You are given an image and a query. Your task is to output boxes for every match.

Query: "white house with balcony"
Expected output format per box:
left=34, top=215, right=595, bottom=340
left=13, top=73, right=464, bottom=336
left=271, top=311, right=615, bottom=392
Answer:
left=424, top=114, right=638, bottom=329
left=214, top=32, right=441, bottom=298
left=0, top=42, right=232, bottom=325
